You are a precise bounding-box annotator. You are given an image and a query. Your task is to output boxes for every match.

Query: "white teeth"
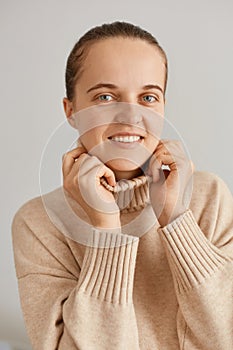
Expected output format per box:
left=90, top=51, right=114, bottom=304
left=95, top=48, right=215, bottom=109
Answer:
left=111, top=135, right=141, bottom=143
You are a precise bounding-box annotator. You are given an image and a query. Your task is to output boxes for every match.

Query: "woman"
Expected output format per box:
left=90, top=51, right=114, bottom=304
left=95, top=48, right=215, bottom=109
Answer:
left=12, top=21, right=233, bottom=349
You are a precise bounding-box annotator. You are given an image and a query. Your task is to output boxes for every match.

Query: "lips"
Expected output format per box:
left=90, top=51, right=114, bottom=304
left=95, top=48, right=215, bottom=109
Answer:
left=108, top=131, right=145, bottom=143
left=110, top=135, right=141, bottom=143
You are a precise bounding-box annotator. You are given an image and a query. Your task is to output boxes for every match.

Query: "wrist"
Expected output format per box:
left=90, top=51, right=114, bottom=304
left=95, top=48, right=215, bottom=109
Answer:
left=91, top=213, right=121, bottom=230
left=158, top=209, right=187, bottom=227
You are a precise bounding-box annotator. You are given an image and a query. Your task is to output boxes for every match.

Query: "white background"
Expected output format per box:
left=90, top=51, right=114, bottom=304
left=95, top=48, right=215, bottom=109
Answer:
left=1, top=0, right=232, bottom=348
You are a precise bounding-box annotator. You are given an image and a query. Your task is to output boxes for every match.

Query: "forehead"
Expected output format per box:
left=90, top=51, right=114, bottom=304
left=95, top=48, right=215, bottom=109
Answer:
left=80, top=37, right=165, bottom=88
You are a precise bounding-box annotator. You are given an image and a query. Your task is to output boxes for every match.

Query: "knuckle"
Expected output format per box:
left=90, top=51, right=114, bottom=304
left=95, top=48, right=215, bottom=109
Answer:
left=63, top=175, right=77, bottom=190
left=63, top=178, right=70, bottom=191
left=62, top=152, right=69, bottom=162
left=79, top=153, right=89, bottom=163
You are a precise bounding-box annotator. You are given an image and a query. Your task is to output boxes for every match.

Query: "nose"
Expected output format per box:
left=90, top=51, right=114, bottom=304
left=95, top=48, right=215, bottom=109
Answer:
left=114, top=103, right=143, bottom=125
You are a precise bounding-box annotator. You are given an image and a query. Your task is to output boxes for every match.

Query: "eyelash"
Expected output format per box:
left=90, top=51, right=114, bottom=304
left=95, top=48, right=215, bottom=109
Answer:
left=95, top=94, right=160, bottom=104
left=142, top=95, right=158, bottom=103
left=98, top=94, right=114, bottom=102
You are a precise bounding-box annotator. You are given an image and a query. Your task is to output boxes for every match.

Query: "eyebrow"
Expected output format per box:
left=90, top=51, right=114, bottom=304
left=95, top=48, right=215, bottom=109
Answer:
left=86, top=83, right=164, bottom=94
left=86, top=83, right=118, bottom=94
left=142, top=84, right=164, bottom=95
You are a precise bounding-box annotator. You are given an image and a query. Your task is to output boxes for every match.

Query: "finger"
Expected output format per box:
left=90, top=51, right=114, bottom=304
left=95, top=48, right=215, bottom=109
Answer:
left=155, top=139, right=166, bottom=148
left=153, top=154, right=193, bottom=189
left=62, top=146, right=85, bottom=162
left=78, top=156, right=116, bottom=187
left=154, top=140, right=184, bottom=157
left=153, top=143, right=187, bottom=168
left=97, top=165, right=116, bottom=187
left=148, top=153, right=160, bottom=170
left=153, top=139, right=171, bottom=152
left=154, top=147, right=174, bottom=161
left=62, top=147, right=87, bottom=177
left=155, top=153, right=178, bottom=171
left=148, top=154, right=162, bottom=182
left=76, top=138, right=87, bottom=151
left=150, top=149, right=176, bottom=169
left=149, top=152, right=179, bottom=183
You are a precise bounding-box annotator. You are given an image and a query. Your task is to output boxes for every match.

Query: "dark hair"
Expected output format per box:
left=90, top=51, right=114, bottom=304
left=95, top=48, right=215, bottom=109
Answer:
left=65, top=21, right=168, bottom=101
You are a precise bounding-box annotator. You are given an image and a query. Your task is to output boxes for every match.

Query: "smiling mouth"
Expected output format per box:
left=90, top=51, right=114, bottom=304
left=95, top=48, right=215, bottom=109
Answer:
left=109, top=135, right=143, bottom=143
left=108, top=132, right=145, bottom=143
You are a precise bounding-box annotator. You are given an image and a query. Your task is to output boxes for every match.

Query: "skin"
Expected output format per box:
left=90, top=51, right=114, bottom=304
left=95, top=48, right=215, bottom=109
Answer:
left=63, top=37, right=193, bottom=228
left=64, top=38, right=166, bottom=179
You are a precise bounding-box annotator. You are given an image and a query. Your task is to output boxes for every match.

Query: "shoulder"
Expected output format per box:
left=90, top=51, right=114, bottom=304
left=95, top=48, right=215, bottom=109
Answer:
left=192, top=170, right=232, bottom=199
left=12, top=188, right=85, bottom=279
left=193, top=170, right=228, bottom=187
left=12, top=187, right=91, bottom=247
left=190, top=171, right=233, bottom=239
left=11, top=187, right=69, bottom=248
left=12, top=187, right=62, bottom=228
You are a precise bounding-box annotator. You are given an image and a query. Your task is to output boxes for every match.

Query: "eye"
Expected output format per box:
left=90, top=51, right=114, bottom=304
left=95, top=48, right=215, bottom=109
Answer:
left=98, top=94, right=114, bottom=102
left=142, top=95, right=158, bottom=103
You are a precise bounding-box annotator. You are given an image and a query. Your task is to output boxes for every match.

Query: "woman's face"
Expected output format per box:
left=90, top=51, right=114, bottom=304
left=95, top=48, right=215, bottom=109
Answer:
left=64, top=37, right=166, bottom=179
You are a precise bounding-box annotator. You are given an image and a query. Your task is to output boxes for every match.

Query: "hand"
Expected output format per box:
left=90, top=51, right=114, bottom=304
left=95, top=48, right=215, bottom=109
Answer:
left=62, top=142, right=120, bottom=229
left=147, top=140, right=194, bottom=227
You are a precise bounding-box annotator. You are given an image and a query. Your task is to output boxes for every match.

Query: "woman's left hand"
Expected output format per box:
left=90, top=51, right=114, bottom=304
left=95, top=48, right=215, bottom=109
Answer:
left=147, top=140, right=194, bottom=227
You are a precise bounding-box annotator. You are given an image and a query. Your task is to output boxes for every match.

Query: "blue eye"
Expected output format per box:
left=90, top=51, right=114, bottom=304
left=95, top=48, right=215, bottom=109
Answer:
left=143, top=95, right=157, bottom=103
left=98, top=94, right=113, bottom=102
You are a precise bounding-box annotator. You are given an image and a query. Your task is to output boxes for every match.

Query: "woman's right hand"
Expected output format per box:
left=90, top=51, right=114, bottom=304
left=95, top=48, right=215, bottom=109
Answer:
left=62, top=143, right=120, bottom=230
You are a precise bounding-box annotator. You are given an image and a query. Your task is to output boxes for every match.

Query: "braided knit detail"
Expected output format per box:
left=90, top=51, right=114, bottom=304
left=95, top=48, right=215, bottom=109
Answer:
left=100, top=175, right=152, bottom=213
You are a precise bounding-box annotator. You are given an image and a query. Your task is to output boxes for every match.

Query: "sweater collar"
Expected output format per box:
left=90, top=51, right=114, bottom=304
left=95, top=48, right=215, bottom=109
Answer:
left=100, top=175, right=152, bottom=213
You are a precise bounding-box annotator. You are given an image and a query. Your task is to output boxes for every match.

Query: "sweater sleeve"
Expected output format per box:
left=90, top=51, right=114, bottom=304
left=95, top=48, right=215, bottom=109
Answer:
left=158, top=173, right=233, bottom=350
left=12, top=205, right=140, bottom=350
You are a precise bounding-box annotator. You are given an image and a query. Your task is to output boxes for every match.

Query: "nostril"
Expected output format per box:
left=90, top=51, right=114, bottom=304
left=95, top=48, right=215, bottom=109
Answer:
left=115, top=114, right=143, bottom=124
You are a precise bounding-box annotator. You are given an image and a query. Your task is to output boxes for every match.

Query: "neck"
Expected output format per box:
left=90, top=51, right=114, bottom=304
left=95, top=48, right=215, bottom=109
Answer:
left=113, top=167, right=143, bottom=181
left=110, top=159, right=150, bottom=181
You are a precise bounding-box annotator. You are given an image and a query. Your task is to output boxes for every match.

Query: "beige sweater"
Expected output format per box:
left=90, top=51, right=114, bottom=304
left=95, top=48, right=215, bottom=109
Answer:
left=12, top=171, right=233, bottom=350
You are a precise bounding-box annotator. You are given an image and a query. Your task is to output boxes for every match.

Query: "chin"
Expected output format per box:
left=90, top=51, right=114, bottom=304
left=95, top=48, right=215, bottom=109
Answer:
left=105, top=159, right=147, bottom=175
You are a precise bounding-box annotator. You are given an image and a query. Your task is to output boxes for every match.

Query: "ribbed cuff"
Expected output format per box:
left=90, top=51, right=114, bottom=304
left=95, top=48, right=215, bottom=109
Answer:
left=77, top=230, right=139, bottom=304
left=158, top=210, right=230, bottom=293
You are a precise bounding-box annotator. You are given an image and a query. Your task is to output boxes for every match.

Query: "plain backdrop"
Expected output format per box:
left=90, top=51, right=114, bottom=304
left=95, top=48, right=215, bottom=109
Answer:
left=1, top=0, right=232, bottom=348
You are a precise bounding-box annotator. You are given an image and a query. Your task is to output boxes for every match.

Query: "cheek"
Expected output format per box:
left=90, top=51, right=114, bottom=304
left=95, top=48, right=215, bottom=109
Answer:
left=145, top=134, right=160, bottom=154
left=143, top=113, right=164, bottom=153
left=79, top=126, right=107, bottom=151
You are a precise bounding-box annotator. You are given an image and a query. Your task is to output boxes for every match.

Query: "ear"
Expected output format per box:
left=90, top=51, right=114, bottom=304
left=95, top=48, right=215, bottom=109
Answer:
left=63, top=97, right=77, bottom=129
